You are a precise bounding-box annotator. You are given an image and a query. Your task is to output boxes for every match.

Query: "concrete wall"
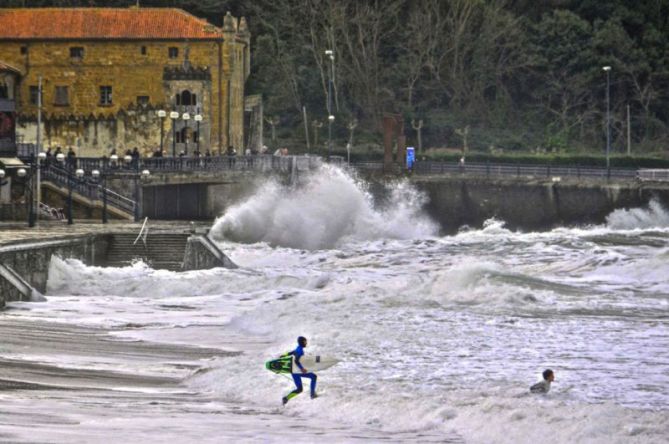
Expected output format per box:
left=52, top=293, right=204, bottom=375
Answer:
left=0, top=235, right=110, bottom=307
left=409, top=176, right=669, bottom=233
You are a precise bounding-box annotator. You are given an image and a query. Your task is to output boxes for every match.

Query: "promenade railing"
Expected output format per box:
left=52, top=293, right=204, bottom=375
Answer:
left=637, top=169, right=669, bottom=182
left=353, top=160, right=639, bottom=181
left=41, top=164, right=136, bottom=215
left=74, top=154, right=337, bottom=174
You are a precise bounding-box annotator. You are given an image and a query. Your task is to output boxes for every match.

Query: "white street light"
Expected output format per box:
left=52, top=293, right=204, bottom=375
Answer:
left=170, top=111, right=179, bottom=119
left=17, top=168, right=26, bottom=177
left=110, top=154, right=119, bottom=164
left=603, top=66, right=612, bottom=175
left=157, top=109, right=167, bottom=118
left=56, top=153, right=65, bottom=163
left=0, top=169, right=5, bottom=179
left=38, top=152, right=47, bottom=160
left=92, top=169, right=100, bottom=179
left=141, top=169, right=151, bottom=178
left=182, top=113, right=190, bottom=121
left=194, top=114, right=203, bottom=122
left=75, top=168, right=84, bottom=178
left=124, top=154, right=132, bottom=164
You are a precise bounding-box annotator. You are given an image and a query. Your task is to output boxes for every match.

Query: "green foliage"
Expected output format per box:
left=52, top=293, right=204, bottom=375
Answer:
left=13, top=0, right=669, bottom=156
left=419, top=152, right=669, bottom=168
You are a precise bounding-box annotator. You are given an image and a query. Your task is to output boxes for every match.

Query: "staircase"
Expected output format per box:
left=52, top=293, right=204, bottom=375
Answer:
left=105, top=233, right=191, bottom=271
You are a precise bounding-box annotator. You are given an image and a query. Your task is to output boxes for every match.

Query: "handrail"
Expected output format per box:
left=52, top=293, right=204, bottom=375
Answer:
left=133, top=217, right=149, bottom=246
left=354, top=160, right=638, bottom=180
left=41, top=164, right=136, bottom=214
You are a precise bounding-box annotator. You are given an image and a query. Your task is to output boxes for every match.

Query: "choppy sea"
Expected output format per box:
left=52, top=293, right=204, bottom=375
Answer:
left=1, top=166, right=667, bottom=443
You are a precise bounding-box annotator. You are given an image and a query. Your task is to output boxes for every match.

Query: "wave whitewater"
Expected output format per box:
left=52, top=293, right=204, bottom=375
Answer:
left=210, top=164, right=438, bottom=249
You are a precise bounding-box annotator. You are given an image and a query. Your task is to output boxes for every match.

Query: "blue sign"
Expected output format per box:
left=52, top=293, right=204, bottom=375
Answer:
left=406, top=146, right=415, bottom=169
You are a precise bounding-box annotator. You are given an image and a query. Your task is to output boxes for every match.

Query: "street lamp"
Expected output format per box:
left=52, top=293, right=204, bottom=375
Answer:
left=603, top=65, right=611, bottom=177
left=57, top=152, right=84, bottom=225
left=91, top=168, right=108, bottom=224
left=157, top=109, right=167, bottom=155
left=182, top=112, right=191, bottom=155
left=170, top=111, right=180, bottom=157
left=17, top=167, right=35, bottom=227
left=34, top=151, right=46, bottom=224
left=325, top=49, right=335, bottom=160
left=124, top=154, right=149, bottom=222
left=194, top=113, right=203, bottom=154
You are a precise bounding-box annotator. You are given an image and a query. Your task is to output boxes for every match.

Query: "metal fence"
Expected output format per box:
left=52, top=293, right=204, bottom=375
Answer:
left=637, top=169, right=669, bottom=182
left=353, top=160, right=639, bottom=181
left=41, top=165, right=136, bottom=215
left=72, top=154, right=338, bottom=175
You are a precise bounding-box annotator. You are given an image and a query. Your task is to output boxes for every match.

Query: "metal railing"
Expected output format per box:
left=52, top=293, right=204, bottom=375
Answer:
left=73, top=154, right=339, bottom=174
left=353, top=160, right=639, bottom=181
left=41, top=164, right=136, bottom=215
left=637, top=169, right=669, bottom=182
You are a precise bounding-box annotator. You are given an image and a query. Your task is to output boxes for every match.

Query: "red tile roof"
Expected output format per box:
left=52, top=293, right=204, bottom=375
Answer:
left=0, top=8, right=225, bottom=40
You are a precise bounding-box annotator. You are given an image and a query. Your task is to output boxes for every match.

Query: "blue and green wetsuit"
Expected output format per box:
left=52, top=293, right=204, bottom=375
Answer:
left=282, top=344, right=317, bottom=403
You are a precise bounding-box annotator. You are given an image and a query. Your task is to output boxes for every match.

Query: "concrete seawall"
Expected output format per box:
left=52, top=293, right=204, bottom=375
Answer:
left=406, top=176, right=669, bottom=233
left=0, top=226, right=234, bottom=309
left=0, top=235, right=109, bottom=306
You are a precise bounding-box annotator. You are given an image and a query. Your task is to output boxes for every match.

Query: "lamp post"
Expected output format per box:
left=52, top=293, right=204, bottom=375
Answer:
left=56, top=152, right=83, bottom=225
left=603, top=65, right=611, bottom=177
left=17, top=167, right=36, bottom=227
left=170, top=111, right=179, bottom=157
left=35, top=151, right=46, bottom=224
left=157, top=109, right=167, bottom=155
left=182, top=112, right=191, bottom=155
left=325, top=49, right=335, bottom=160
left=124, top=154, right=149, bottom=222
left=194, top=113, right=203, bottom=154
left=91, top=168, right=108, bottom=224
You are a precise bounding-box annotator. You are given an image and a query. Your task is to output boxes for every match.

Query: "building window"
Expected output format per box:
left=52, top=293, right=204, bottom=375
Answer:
left=70, top=47, right=84, bottom=59
left=54, top=86, right=69, bottom=106
left=141, top=46, right=147, bottom=55
left=99, top=86, right=112, bottom=105
left=168, top=47, right=179, bottom=59
left=29, top=85, right=41, bottom=105
left=20, top=46, right=27, bottom=55
left=176, top=90, right=196, bottom=106
left=137, top=95, right=150, bottom=105
left=0, top=84, right=7, bottom=99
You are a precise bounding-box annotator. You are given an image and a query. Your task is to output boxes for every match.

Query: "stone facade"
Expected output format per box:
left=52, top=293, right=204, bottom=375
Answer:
left=0, top=8, right=250, bottom=157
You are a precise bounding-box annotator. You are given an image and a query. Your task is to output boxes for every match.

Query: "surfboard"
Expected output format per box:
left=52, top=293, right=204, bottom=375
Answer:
left=294, top=355, right=339, bottom=372
left=265, top=355, right=338, bottom=374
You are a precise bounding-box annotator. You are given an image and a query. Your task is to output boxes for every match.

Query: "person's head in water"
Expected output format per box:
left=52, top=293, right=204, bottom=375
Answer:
left=298, top=336, right=307, bottom=348
left=543, top=369, right=554, bottom=382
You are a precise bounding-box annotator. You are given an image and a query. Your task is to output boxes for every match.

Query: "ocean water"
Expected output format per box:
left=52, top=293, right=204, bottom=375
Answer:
left=1, top=165, right=668, bottom=443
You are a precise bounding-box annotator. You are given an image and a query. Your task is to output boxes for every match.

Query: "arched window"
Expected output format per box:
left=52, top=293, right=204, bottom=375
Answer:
left=181, top=90, right=191, bottom=106
left=178, top=127, right=189, bottom=143
left=175, top=90, right=197, bottom=107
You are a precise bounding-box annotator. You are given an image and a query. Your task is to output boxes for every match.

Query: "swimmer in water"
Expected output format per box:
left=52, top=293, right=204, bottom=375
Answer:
left=530, top=369, right=555, bottom=394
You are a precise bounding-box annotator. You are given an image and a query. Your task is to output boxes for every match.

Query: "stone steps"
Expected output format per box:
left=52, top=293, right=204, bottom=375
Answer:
left=105, top=233, right=190, bottom=271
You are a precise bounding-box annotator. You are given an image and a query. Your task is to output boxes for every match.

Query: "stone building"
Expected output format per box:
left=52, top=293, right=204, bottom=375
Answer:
left=0, top=7, right=250, bottom=157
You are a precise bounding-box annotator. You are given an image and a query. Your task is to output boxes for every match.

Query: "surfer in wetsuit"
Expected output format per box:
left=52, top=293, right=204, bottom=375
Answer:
left=530, top=369, right=555, bottom=394
left=282, top=336, right=318, bottom=405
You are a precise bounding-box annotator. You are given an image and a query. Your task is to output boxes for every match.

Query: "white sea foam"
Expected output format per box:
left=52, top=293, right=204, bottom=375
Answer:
left=210, top=164, right=438, bottom=249
left=606, top=199, right=669, bottom=229
left=4, top=176, right=669, bottom=443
